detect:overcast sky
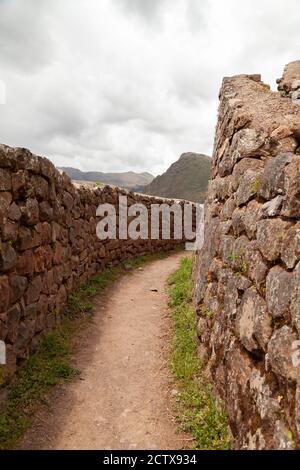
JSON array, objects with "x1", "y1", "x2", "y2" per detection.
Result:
[{"x1": 0, "y1": 0, "x2": 299, "y2": 175}]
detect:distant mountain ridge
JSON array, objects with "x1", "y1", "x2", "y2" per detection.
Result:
[
  {"x1": 60, "y1": 167, "x2": 154, "y2": 191},
  {"x1": 143, "y1": 153, "x2": 211, "y2": 203}
]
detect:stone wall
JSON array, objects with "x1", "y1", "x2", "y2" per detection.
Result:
[
  {"x1": 0, "y1": 144, "x2": 195, "y2": 380},
  {"x1": 277, "y1": 61, "x2": 300, "y2": 103},
  {"x1": 193, "y1": 63, "x2": 300, "y2": 449}
]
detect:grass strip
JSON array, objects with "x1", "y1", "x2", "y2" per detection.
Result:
[{"x1": 168, "y1": 256, "x2": 231, "y2": 450}]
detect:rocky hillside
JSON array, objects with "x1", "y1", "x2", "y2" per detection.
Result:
[
  {"x1": 143, "y1": 153, "x2": 211, "y2": 203},
  {"x1": 60, "y1": 167, "x2": 154, "y2": 192}
]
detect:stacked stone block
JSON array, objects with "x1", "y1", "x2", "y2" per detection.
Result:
[
  {"x1": 194, "y1": 64, "x2": 300, "y2": 449},
  {"x1": 0, "y1": 144, "x2": 195, "y2": 380}
]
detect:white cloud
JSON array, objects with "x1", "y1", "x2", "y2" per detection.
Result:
[{"x1": 0, "y1": 0, "x2": 299, "y2": 175}]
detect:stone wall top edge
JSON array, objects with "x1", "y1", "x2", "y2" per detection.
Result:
[{"x1": 0, "y1": 142, "x2": 197, "y2": 205}]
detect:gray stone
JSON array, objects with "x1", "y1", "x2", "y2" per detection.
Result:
[
  {"x1": 282, "y1": 156, "x2": 300, "y2": 218},
  {"x1": 39, "y1": 201, "x2": 54, "y2": 222},
  {"x1": 14, "y1": 320, "x2": 35, "y2": 359},
  {"x1": 268, "y1": 326, "x2": 300, "y2": 382},
  {"x1": 0, "y1": 169, "x2": 12, "y2": 191},
  {"x1": 282, "y1": 222, "x2": 300, "y2": 269},
  {"x1": 218, "y1": 149, "x2": 239, "y2": 177},
  {"x1": 223, "y1": 273, "x2": 239, "y2": 324},
  {"x1": 231, "y1": 128, "x2": 268, "y2": 158},
  {"x1": 197, "y1": 317, "x2": 210, "y2": 343},
  {"x1": 249, "y1": 369, "x2": 280, "y2": 421},
  {"x1": 220, "y1": 197, "x2": 236, "y2": 221},
  {"x1": 203, "y1": 281, "x2": 219, "y2": 315},
  {"x1": 0, "y1": 276, "x2": 10, "y2": 313},
  {"x1": 10, "y1": 275, "x2": 28, "y2": 304},
  {"x1": 291, "y1": 262, "x2": 300, "y2": 335},
  {"x1": 244, "y1": 200, "x2": 263, "y2": 238},
  {"x1": 20, "y1": 198, "x2": 39, "y2": 226},
  {"x1": 0, "y1": 244, "x2": 17, "y2": 272},
  {"x1": 262, "y1": 196, "x2": 284, "y2": 218},
  {"x1": 244, "y1": 241, "x2": 268, "y2": 290},
  {"x1": 236, "y1": 288, "x2": 272, "y2": 353},
  {"x1": 0, "y1": 192, "x2": 12, "y2": 220},
  {"x1": 292, "y1": 90, "x2": 300, "y2": 101},
  {"x1": 210, "y1": 176, "x2": 234, "y2": 201},
  {"x1": 6, "y1": 304, "x2": 21, "y2": 343},
  {"x1": 2, "y1": 220, "x2": 19, "y2": 243},
  {"x1": 232, "y1": 207, "x2": 246, "y2": 236},
  {"x1": 266, "y1": 266, "x2": 292, "y2": 318},
  {"x1": 256, "y1": 219, "x2": 291, "y2": 261},
  {"x1": 236, "y1": 170, "x2": 262, "y2": 206},
  {"x1": 24, "y1": 276, "x2": 42, "y2": 305},
  {"x1": 273, "y1": 421, "x2": 295, "y2": 450},
  {"x1": 259, "y1": 153, "x2": 293, "y2": 200},
  {"x1": 292, "y1": 79, "x2": 300, "y2": 90},
  {"x1": 232, "y1": 235, "x2": 249, "y2": 272},
  {"x1": 232, "y1": 158, "x2": 264, "y2": 191},
  {"x1": 219, "y1": 235, "x2": 235, "y2": 265}
]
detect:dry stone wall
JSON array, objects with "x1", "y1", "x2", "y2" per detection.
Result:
[
  {"x1": 277, "y1": 60, "x2": 300, "y2": 104},
  {"x1": 0, "y1": 144, "x2": 195, "y2": 380},
  {"x1": 193, "y1": 63, "x2": 300, "y2": 449}
]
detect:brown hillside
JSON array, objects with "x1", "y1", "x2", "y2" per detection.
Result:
[{"x1": 143, "y1": 153, "x2": 211, "y2": 203}]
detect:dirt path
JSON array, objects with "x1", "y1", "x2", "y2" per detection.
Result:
[{"x1": 21, "y1": 252, "x2": 189, "y2": 450}]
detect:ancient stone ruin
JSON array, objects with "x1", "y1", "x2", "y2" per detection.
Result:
[
  {"x1": 194, "y1": 62, "x2": 300, "y2": 449},
  {"x1": 0, "y1": 144, "x2": 195, "y2": 380}
]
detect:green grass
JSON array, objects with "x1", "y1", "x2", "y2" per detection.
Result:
[
  {"x1": 0, "y1": 250, "x2": 181, "y2": 450},
  {"x1": 0, "y1": 328, "x2": 79, "y2": 449},
  {"x1": 168, "y1": 257, "x2": 231, "y2": 450}
]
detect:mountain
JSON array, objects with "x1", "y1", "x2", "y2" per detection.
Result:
[
  {"x1": 59, "y1": 167, "x2": 154, "y2": 191},
  {"x1": 142, "y1": 153, "x2": 211, "y2": 203}
]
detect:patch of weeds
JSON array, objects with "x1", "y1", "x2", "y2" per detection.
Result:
[
  {"x1": 199, "y1": 305, "x2": 214, "y2": 320},
  {"x1": 168, "y1": 257, "x2": 193, "y2": 308},
  {"x1": 275, "y1": 231, "x2": 285, "y2": 241},
  {"x1": 238, "y1": 261, "x2": 249, "y2": 275},
  {"x1": 67, "y1": 292, "x2": 94, "y2": 316},
  {"x1": 0, "y1": 329, "x2": 79, "y2": 450},
  {"x1": 66, "y1": 267, "x2": 124, "y2": 316},
  {"x1": 251, "y1": 175, "x2": 261, "y2": 194},
  {"x1": 228, "y1": 252, "x2": 237, "y2": 263},
  {"x1": 168, "y1": 257, "x2": 231, "y2": 450},
  {"x1": 229, "y1": 250, "x2": 248, "y2": 275}
]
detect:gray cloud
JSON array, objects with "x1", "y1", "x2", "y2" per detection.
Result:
[
  {"x1": 0, "y1": 0, "x2": 299, "y2": 176},
  {"x1": 114, "y1": 0, "x2": 167, "y2": 20},
  {"x1": 0, "y1": 0, "x2": 53, "y2": 72}
]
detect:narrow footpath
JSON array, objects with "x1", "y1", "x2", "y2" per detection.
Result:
[{"x1": 21, "y1": 252, "x2": 189, "y2": 450}]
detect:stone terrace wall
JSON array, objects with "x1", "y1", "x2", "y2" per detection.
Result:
[
  {"x1": 193, "y1": 64, "x2": 300, "y2": 449},
  {"x1": 0, "y1": 144, "x2": 195, "y2": 380}
]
